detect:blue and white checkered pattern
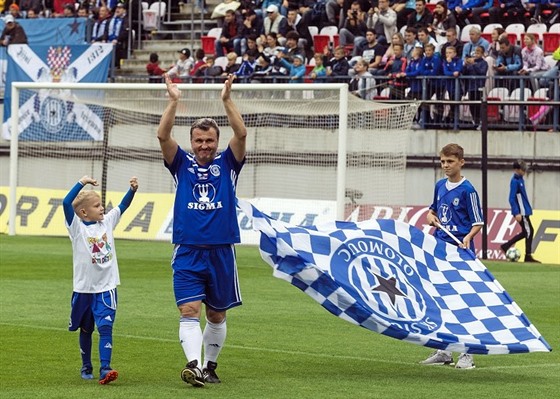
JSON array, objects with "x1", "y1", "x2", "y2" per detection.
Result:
[{"x1": 238, "y1": 200, "x2": 551, "y2": 355}]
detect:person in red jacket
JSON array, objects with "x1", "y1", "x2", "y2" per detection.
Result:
[{"x1": 146, "y1": 52, "x2": 166, "y2": 82}]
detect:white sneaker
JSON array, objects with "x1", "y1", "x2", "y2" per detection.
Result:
[
  {"x1": 420, "y1": 350, "x2": 454, "y2": 366},
  {"x1": 455, "y1": 353, "x2": 476, "y2": 369}
]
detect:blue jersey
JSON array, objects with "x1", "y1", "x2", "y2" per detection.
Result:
[
  {"x1": 430, "y1": 178, "x2": 484, "y2": 246},
  {"x1": 508, "y1": 173, "x2": 532, "y2": 217},
  {"x1": 165, "y1": 145, "x2": 244, "y2": 245}
]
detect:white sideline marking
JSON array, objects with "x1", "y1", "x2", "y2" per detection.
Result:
[{"x1": 1, "y1": 322, "x2": 557, "y2": 370}]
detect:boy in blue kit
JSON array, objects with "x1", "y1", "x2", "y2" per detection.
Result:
[
  {"x1": 158, "y1": 73, "x2": 247, "y2": 387},
  {"x1": 442, "y1": 46, "x2": 463, "y2": 125},
  {"x1": 63, "y1": 175, "x2": 138, "y2": 384},
  {"x1": 501, "y1": 160, "x2": 541, "y2": 263},
  {"x1": 420, "y1": 143, "x2": 484, "y2": 370}
]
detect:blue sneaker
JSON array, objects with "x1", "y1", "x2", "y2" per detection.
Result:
[
  {"x1": 99, "y1": 368, "x2": 118, "y2": 385},
  {"x1": 80, "y1": 365, "x2": 94, "y2": 380}
]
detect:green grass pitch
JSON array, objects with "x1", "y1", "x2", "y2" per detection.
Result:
[{"x1": 0, "y1": 236, "x2": 558, "y2": 399}]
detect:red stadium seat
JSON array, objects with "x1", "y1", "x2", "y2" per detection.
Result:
[
  {"x1": 304, "y1": 64, "x2": 315, "y2": 83},
  {"x1": 201, "y1": 36, "x2": 216, "y2": 55},
  {"x1": 543, "y1": 33, "x2": 560, "y2": 54},
  {"x1": 481, "y1": 33, "x2": 492, "y2": 43},
  {"x1": 507, "y1": 33, "x2": 518, "y2": 46},
  {"x1": 486, "y1": 97, "x2": 502, "y2": 122},
  {"x1": 313, "y1": 34, "x2": 330, "y2": 53},
  {"x1": 426, "y1": 3, "x2": 436, "y2": 13},
  {"x1": 333, "y1": 34, "x2": 340, "y2": 48},
  {"x1": 527, "y1": 97, "x2": 545, "y2": 121}
]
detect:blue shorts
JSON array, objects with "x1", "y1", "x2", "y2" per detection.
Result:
[
  {"x1": 68, "y1": 289, "x2": 117, "y2": 332},
  {"x1": 172, "y1": 244, "x2": 242, "y2": 311}
]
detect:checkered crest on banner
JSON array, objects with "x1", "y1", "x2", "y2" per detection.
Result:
[{"x1": 238, "y1": 200, "x2": 551, "y2": 355}]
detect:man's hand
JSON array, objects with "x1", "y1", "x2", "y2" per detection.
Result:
[
  {"x1": 164, "y1": 73, "x2": 181, "y2": 101},
  {"x1": 222, "y1": 74, "x2": 235, "y2": 101}
]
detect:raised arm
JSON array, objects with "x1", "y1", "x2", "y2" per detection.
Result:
[
  {"x1": 63, "y1": 176, "x2": 98, "y2": 225},
  {"x1": 222, "y1": 74, "x2": 247, "y2": 163},
  {"x1": 157, "y1": 74, "x2": 180, "y2": 165},
  {"x1": 118, "y1": 176, "x2": 139, "y2": 215}
]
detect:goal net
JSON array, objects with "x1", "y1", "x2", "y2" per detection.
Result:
[{"x1": 4, "y1": 82, "x2": 417, "y2": 238}]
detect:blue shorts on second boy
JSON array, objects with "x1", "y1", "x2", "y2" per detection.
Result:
[{"x1": 69, "y1": 289, "x2": 117, "y2": 332}]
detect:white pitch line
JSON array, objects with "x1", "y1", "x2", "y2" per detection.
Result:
[{"x1": 1, "y1": 322, "x2": 558, "y2": 370}]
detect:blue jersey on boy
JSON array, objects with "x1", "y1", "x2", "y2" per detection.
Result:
[
  {"x1": 430, "y1": 177, "x2": 484, "y2": 249},
  {"x1": 165, "y1": 145, "x2": 244, "y2": 245}
]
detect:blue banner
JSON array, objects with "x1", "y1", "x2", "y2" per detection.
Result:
[
  {"x1": 238, "y1": 199, "x2": 552, "y2": 355},
  {"x1": 2, "y1": 44, "x2": 113, "y2": 141},
  {"x1": 0, "y1": 18, "x2": 87, "y2": 46}
]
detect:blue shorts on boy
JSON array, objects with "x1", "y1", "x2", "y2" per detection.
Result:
[{"x1": 69, "y1": 289, "x2": 117, "y2": 332}]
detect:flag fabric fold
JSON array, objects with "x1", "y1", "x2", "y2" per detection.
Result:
[{"x1": 238, "y1": 199, "x2": 551, "y2": 355}]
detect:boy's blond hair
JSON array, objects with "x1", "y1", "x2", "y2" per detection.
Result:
[{"x1": 72, "y1": 190, "x2": 100, "y2": 216}]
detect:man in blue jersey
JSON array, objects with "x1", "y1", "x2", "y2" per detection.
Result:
[
  {"x1": 420, "y1": 143, "x2": 484, "y2": 370},
  {"x1": 157, "y1": 73, "x2": 247, "y2": 387},
  {"x1": 501, "y1": 160, "x2": 540, "y2": 263}
]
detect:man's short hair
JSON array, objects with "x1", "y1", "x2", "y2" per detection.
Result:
[
  {"x1": 498, "y1": 37, "x2": 510, "y2": 46},
  {"x1": 513, "y1": 160, "x2": 528, "y2": 171},
  {"x1": 286, "y1": 31, "x2": 300, "y2": 41},
  {"x1": 190, "y1": 118, "x2": 220, "y2": 139}
]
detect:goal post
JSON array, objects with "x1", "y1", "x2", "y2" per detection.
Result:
[{"x1": 6, "y1": 82, "x2": 417, "y2": 237}]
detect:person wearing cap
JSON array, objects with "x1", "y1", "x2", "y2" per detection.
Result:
[
  {"x1": 276, "y1": 50, "x2": 305, "y2": 83},
  {"x1": 107, "y1": 2, "x2": 129, "y2": 68},
  {"x1": 8, "y1": 3, "x2": 22, "y2": 19},
  {"x1": 1, "y1": 15, "x2": 28, "y2": 46},
  {"x1": 260, "y1": 4, "x2": 288, "y2": 47},
  {"x1": 501, "y1": 161, "x2": 541, "y2": 263},
  {"x1": 168, "y1": 48, "x2": 195, "y2": 82}
]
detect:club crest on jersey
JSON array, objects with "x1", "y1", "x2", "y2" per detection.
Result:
[
  {"x1": 188, "y1": 183, "x2": 223, "y2": 210},
  {"x1": 330, "y1": 237, "x2": 440, "y2": 334},
  {"x1": 439, "y1": 204, "x2": 451, "y2": 223},
  {"x1": 209, "y1": 164, "x2": 221, "y2": 177},
  {"x1": 453, "y1": 197, "x2": 460, "y2": 206}
]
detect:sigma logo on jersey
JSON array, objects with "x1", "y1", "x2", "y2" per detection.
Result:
[
  {"x1": 188, "y1": 183, "x2": 223, "y2": 210},
  {"x1": 330, "y1": 237, "x2": 441, "y2": 334}
]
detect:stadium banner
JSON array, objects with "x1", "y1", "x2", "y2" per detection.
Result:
[
  {"x1": 1, "y1": 188, "x2": 558, "y2": 264},
  {"x1": 2, "y1": 43, "x2": 113, "y2": 140},
  {"x1": 237, "y1": 199, "x2": 551, "y2": 354},
  {"x1": 0, "y1": 18, "x2": 87, "y2": 93}
]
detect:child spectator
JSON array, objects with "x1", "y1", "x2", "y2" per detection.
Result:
[
  {"x1": 190, "y1": 48, "x2": 208, "y2": 78},
  {"x1": 349, "y1": 58, "x2": 376, "y2": 100},
  {"x1": 168, "y1": 48, "x2": 194, "y2": 83},
  {"x1": 420, "y1": 42, "x2": 444, "y2": 124},
  {"x1": 221, "y1": 52, "x2": 240, "y2": 77},
  {"x1": 325, "y1": 46, "x2": 350, "y2": 82},
  {"x1": 462, "y1": 45, "x2": 488, "y2": 128},
  {"x1": 402, "y1": 46, "x2": 424, "y2": 127},
  {"x1": 63, "y1": 175, "x2": 138, "y2": 384},
  {"x1": 250, "y1": 54, "x2": 274, "y2": 83},
  {"x1": 194, "y1": 54, "x2": 224, "y2": 82},
  {"x1": 146, "y1": 52, "x2": 166, "y2": 82},
  {"x1": 309, "y1": 53, "x2": 327, "y2": 82},
  {"x1": 277, "y1": 53, "x2": 306, "y2": 83},
  {"x1": 519, "y1": 33, "x2": 549, "y2": 92},
  {"x1": 442, "y1": 46, "x2": 463, "y2": 123},
  {"x1": 384, "y1": 42, "x2": 407, "y2": 99}
]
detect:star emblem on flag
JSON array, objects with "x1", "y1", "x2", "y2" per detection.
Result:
[
  {"x1": 68, "y1": 18, "x2": 80, "y2": 34},
  {"x1": 371, "y1": 272, "x2": 405, "y2": 305}
]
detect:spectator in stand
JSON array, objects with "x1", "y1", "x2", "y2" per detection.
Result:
[
  {"x1": 349, "y1": 58, "x2": 376, "y2": 100},
  {"x1": 442, "y1": 45, "x2": 463, "y2": 122},
  {"x1": 190, "y1": 48, "x2": 207, "y2": 77},
  {"x1": 453, "y1": 0, "x2": 484, "y2": 29},
  {"x1": 519, "y1": 33, "x2": 549, "y2": 91},
  {"x1": 8, "y1": 3, "x2": 22, "y2": 19},
  {"x1": 309, "y1": 53, "x2": 327, "y2": 82},
  {"x1": 193, "y1": 54, "x2": 224, "y2": 82},
  {"x1": 488, "y1": 0, "x2": 525, "y2": 25},
  {"x1": 417, "y1": 27, "x2": 440, "y2": 53},
  {"x1": 250, "y1": 53, "x2": 274, "y2": 83},
  {"x1": 286, "y1": 7, "x2": 313, "y2": 60},
  {"x1": 462, "y1": 45, "x2": 488, "y2": 128},
  {"x1": 366, "y1": 0, "x2": 397, "y2": 45},
  {"x1": 222, "y1": 52, "x2": 241, "y2": 77},
  {"x1": 91, "y1": 6, "x2": 111, "y2": 43},
  {"x1": 538, "y1": 46, "x2": 559, "y2": 94},
  {"x1": 428, "y1": 1, "x2": 456, "y2": 40},
  {"x1": 1, "y1": 15, "x2": 27, "y2": 45},
  {"x1": 240, "y1": 9, "x2": 263, "y2": 55},
  {"x1": 27, "y1": 8, "x2": 40, "y2": 18},
  {"x1": 402, "y1": 46, "x2": 424, "y2": 127},
  {"x1": 146, "y1": 52, "x2": 166, "y2": 82},
  {"x1": 61, "y1": 3, "x2": 76, "y2": 17},
  {"x1": 338, "y1": 1, "x2": 367, "y2": 54},
  {"x1": 235, "y1": 50, "x2": 258, "y2": 81},
  {"x1": 393, "y1": 0, "x2": 417, "y2": 30},
  {"x1": 354, "y1": 29, "x2": 386, "y2": 74},
  {"x1": 168, "y1": 48, "x2": 195, "y2": 82},
  {"x1": 259, "y1": 32, "x2": 285, "y2": 58},
  {"x1": 484, "y1": 27, "x2": 505, "y2": 91},
  {"x1": 277, "y1": 52, "x2": 306, "y2": 82},
  {"x1": 326, "y1": 0, "x2": 344, "y2": 29},
  {"x1": 379, "y1": 32, "x2": 405, "y2": 74},
  {"x1": 19, "y1": 0, "x2": 43, "y2": 17},
  {"x1": 107, "y1": 2, "x2": 129, "y2": 69},
  {"x1": 261, "y1": 0, "x2": 283, "y2": 17},
  {"x1": 406, "y1": 0, "x2": 433, "y2": 31},
  {"x1": 419, "y1": 42, "x2": 444, "y2": 123},
  {"x1": 463, "y1": 0, "x2": 493, "y2": 26},
  {"x1": 403, "y1": 27, "x2": 419, "y2": 60},
  {"x1": 462, "y1": 26, "x2": 489, "y2": 60},
  {"x1": 216, "y1": 9, "x2": 244, "y2": 57},
  {"x1": 260, "y1": 5, "x2": 289, "y2": 46},
  {"x1": 441, "y1": 27, "x2": 462, "y2": 58},
  {"x1": 494, "y1": 37, "x2": 522, "y2": 89},
  {"x1": 384, "y1": 42, "x2": 407, "y2": 99},
  {"x1": 325, "y1": 45, "x2": 351, "y2": 81},
  {"x1": 283, "y1": 30, "x2": 306, "y2": 63}
]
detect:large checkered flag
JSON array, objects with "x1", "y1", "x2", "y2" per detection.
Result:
[{"x1": 238, "y1": 200, "x2": 551, "y2": 355}]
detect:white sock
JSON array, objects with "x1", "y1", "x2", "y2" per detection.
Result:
[
  {"x1": 202, "y1": 319, "x2": 227, "y2": 369},
  {"x1": 179, "y1": 317, "x2": 203, "y2": 367}
]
